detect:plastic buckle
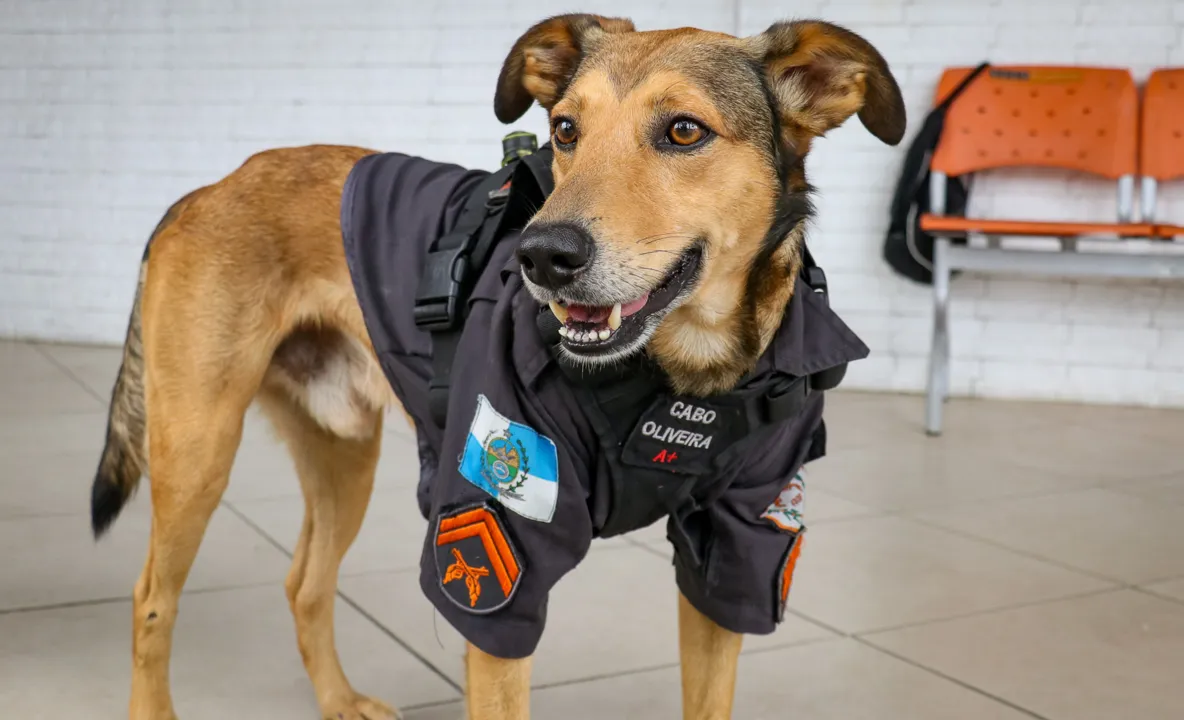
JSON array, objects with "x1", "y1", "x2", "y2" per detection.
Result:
[
  {"x1": 806, "y1": 265, "x2": 828, "y2": 295},
  {"x1": 413, "y1": 243, "x2": 469, "y2": 331},
  {"x1": 486, "y1": 179, "x2": 512, "y2": 209}
]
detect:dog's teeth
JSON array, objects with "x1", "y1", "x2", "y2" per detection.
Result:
[
  {"x1": 598, "y1": 329, "x2": 610, "y2": 341},
  {"x1": 549, "y1": 301, "x2": 569, "y2": 324},
  {"x1": 607, "y1": 304, "x2": 622, "y2": 330},
  {"x1": 558, "y1": 326, "x2": 569, "y2": 338}
]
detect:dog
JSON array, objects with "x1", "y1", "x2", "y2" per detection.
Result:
[{"x1": 90, "y1": 14, "x2": 904, "y2": 720}]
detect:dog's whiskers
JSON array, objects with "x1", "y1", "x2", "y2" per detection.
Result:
[{"x1": 636, "y1": 232, "x2": 698, "y2": 246}]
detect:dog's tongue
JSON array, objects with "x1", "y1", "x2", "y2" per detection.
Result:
[
  {"x1": 566, "y1": 293, "x2": 650, "y2": 324},
  {"x1": 566, "y1": 304, "x2": 611, "y2": 323},
  {"x1": 620, "y1": 294, "x2": 649, "y2": 317}
]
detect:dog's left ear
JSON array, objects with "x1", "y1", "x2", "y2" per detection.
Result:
[
  {"x1": 749, "y1": 20, "x2": 906, "y2": 146},
  {"x1": 494, "y1": 13, "x2": 635, "y2": 123}
]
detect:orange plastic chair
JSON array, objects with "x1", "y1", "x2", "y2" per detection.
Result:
[
  {"x1": 1140, "y1": 68, "x2": 1184, "y2": 238},
  {"x1": 920, "y1": 66, "x2": 1152, "y2": 238},
  {"x1": 920, "y1": 66, "x2": 1165, "y2": 438}
]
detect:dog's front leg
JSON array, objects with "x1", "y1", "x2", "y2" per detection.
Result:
[
  {"x1": 465, "y1": 643, "x2": 532, "y2": 719},
  {"x1": 678, "y1": 592, "x2": 743, "y2": 720}
]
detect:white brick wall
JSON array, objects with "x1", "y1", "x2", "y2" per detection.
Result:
[{"x1": 2, "y1": 0, "x2": 1183, "y2": 407}]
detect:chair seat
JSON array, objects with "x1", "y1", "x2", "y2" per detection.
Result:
[{"x1": 920, "y1": 215, "x2": 1154, "y2": 238}]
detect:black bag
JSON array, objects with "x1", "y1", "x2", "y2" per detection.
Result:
[{"x1": 882, "y1": 62, "x2": 989, "y2": 285}]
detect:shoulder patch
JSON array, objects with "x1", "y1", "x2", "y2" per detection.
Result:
[
  {"x1": 762, "y1": 471, "x2": 806, "y2": 533},
  {"x1": 435, "y1": 503, "x2": 523, "y2": 614},
  {"x1": 459, "y1": 394, "x2": 559, "y2": 523},
  {"x1": 775, "y1": 530, "x2": 806, "y2": 623}
]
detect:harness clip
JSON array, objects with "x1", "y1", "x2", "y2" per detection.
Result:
[
  {"x1": 413, "y1": 242, "x2": 470, "y2": 331},
  {"x1": 806, "y1": 266, "x2": 828, "y2": 295}
]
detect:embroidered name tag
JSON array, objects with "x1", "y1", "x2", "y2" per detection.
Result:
[
  {"x1": 459, "y1": 394, "x2": 559, "y2": 523},
  {"x1": 620, "y1": 396, "x2": 745, "y2": 475}
]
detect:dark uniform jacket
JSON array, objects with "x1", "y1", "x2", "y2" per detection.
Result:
[{"x1": 341, "y1": 151, "x2": 869, "y2": 660}]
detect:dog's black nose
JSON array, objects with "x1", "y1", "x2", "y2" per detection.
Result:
[{"x1": 516, "y1": 223, "x2": 593, "y2": 289}]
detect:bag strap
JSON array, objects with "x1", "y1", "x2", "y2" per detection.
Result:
[
  {"x1": 894, "y1": 61, "x2": 991, "y2": 220},
  {"x1": 936, "y1": 62, "x2": 991, "y2": 113}
]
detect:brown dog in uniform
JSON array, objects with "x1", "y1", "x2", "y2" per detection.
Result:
[{"x1": 90, "y1": 14, "x2": 904, "y2": 720}]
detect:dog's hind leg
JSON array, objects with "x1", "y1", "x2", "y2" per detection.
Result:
[
  {"x1": 257, "y1": 329, "x2": 396, "y2": 720},
  {"x1": 678, "y1": 592, "x2": 742, "y2": 720},
  {"x1": 129, "y1": 338, "x2": 266, "y2": 720}
]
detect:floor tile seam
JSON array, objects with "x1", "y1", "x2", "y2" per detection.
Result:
[
  {"x1": 882, "y1": 484, "x2": 1112, "y2": 514},
  {"x1": 852, "y1": 636, "x2": 1051, "y2": 719},
  {"x1": 0, "y1": 408, "x2": 113, "y2": 421},
  {"x1": 0, "y1": 577, "x2": 284, "y2": 616},
  {"x1": 30, "y1": 343, "x2": 110, "y2": 404},
  {"x1": 848, "y1": 586, "x2": 1125, "y2": 638},
  {"x1": 0, "y1": 508, "x2": 100, "y2": 522},
  {"x1": 800, "y1": 480, "x2": 1097, "y2": 515},
  {"x1": 902, "y1": 514, "x2": 1128, "y2": 585},
  {"x1": 220, "y1": 499, "x2": 464, "y2": 695},
  {"x1": 1129, "y1": 585, "x2": 1184, "y2": 608}
]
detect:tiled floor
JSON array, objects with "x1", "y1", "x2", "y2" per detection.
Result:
[{"x1": 2, "y1": 338, "x2": 1184, "y2": 719}]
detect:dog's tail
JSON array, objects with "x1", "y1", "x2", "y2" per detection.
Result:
[
  {"x1": 90, "y1": 257, "x2": 149, "y2": 538},
  {"x1": 91, "y1": 192, "x2": 196, "y2": 538}
]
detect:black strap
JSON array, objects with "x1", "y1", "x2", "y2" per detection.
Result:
[
  {"x1": 414, "y1": 166, "x2": 515, "y2": 332},
  {"x1": 800, "y1": 243, "x2": 827, "y2": 297},
  {"x1": 415, "y1": 142, "x2": 555, "y2": 427},
  {"x1": 517, "y1": 149, "x2": 555, "y2": 197},
  {"x1": 416, "y1": 165, "x2": 517, "y2": 427},
  {"x1": 937, "y1": 62, "x2": 990, "y2": 112}
]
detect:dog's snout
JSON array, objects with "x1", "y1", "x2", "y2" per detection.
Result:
[{"x1": 516, "y1": 223, "x2": 593, "y2": 289}]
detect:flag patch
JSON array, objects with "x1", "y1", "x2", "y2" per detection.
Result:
[
  {"x1": 762, "y1": 471, "x2": 806, "y2": 533},
  {"x1": 434, "y1": 503, "x2": 522, "y2": 614},
  {"x1": 459, "y1": 394, "x2": 559, "y2": 523}
]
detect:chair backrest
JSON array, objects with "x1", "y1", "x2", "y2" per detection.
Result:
[
  {"x1": 930, "y1": 66, "x2": 1139, "y2": 181},
  {"x1": 1141, "y1": 68, "x2": 1184, "y2": 182}
]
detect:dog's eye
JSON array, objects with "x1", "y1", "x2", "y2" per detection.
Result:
[
  {"x1": 553, "y1": 118, "x2": 578, "y2": 147},
  {"x1": 666, "y1": 118, "x2": 707, "y2": 147}
]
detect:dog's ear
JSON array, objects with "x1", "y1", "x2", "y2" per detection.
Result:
[
  {"x1": 494, "y1": 14, "x2": 635, "y2": 123},
  {"x1": 749, "y1": 20, "x2": 906, "y2": 146}
]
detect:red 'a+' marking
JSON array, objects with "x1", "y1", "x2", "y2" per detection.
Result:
[{"x1": 652, "y1": 449, "x2": 678, "y2": 463}]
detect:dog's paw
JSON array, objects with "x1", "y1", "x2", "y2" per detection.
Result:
[{"x1": 322, "y1": 694, "x2": 400, "y2": 720}]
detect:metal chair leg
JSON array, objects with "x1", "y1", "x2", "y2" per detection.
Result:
[{"x1": 925, "y1": 238, "x2": 952, "y2": 436}]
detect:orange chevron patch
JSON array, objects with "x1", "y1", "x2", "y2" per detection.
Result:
[
  {"x1": 776, "y1": 530, "x2": 805, "y2": 622},
  {"x1": 435, "y1": 503, "x2": 522, "y2": 613}
]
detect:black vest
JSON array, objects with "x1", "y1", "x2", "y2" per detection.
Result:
[{"x1": 341, "y1": 142, "x2": 869, "y2": 544}]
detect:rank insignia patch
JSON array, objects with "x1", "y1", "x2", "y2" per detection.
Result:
[
  {"x1": 775, "y1": 530, "x2": 805, "y2": 623},
  {"x1": 434, "y1": 503, "x2": 522, "y2": 614}
]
